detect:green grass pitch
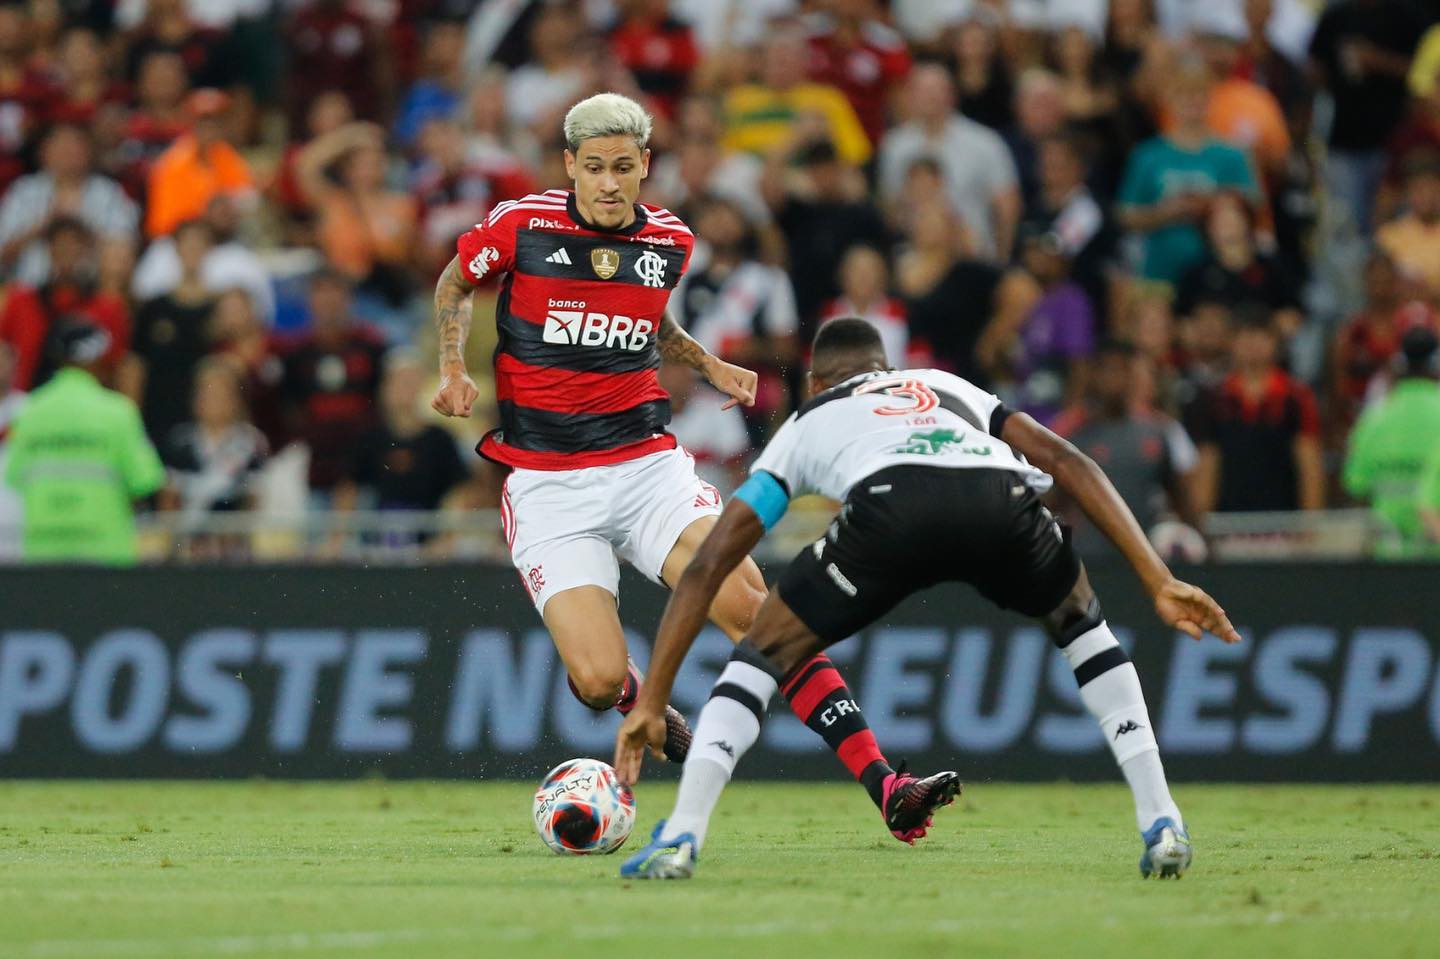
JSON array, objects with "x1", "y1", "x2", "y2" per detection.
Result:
[{"x1": 1, "y1": 781, "x2": 1437, "y2": 958}]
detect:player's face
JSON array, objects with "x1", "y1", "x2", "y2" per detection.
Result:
[{"x1": 566, "y1": 137, "x2": 650, "y2": 230}]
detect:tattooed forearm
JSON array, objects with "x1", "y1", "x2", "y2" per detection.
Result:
[
  {"x1": 657, "y1": 310, "x2": 710, "y2": 370},
  {"x1": 435, "y1": 256, "x2": 474, "y2": 370}
]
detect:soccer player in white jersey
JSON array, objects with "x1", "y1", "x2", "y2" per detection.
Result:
[
  {"x1": 431, "y1": 95, "x2": 958, "y2": 844},
  {"x1": 616, "y1": 318, "x2": 1242, "y2": 880}
]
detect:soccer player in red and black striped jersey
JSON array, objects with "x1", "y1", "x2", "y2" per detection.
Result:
[{"x1": 430, "y1": 93, "x2": 956, "y2": 843}]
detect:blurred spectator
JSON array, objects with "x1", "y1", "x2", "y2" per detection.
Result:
[
  {"x1": 1195, "y1": 26, "x2": 1290, "y2": 182},
  {"x1": 211, "y1": 287, "x2": 285, "y2": 449},
  {"x1": 608, "y1": 0, "x2": 697, "y2": 120},
  {"x1": 332, "y1": 350, "x2": 468, "y2": 529},
  {"x1": 896, "y1": 202, "x2": 1001, "y2": 380},
  {"x1": 394, "y1": 18, "x2": 466, "y2": 148},
  {"x1": 1329, "y1": 251, "x2": 1433, "y2": 435},
  {"x1": 769, "y1": 138, "x2": 887, "y2": 332},
  {"x1": 1343, "y1": 326, "x2": 1440, "y2": 556},
  {"x1": 47, "y1": 26, "x2": 128, "y2": 127},
  {"x1": 1052, "y1": 339, "x2": 1200, "y2": 557},
  {"x1": 115, "y1": 50, "x2": 190, "y2": 197},
  {"x1": 947, "y1": 12, "x2": 1012, "y2": 131},
  {"x1": 878, "y1": 62, "x2": 1019, "y2": 261},
  {"x1": 122, "y1": 218, "x2": 216, "y2": 444},
  {"x1": 0, "y1": 216, "x2": 128, "y2": 391},
  {"x1": 273, "y1": 90, "x2": 355, "y2": 228},
  {"x1": 279, "y1": 271, "x2": 385, "y2": 499},
  {"x1": 1005, "y1": 68, "x2": 1067, "y2": 211},
  {"x1": 1116, "y1": 55, "x2": 1258, "y2": 285},
  {"x1": 669, "y1": 0, "x2": 797, "y2": 55},
  {"x1": 0, "y1": 122, "x2": 139, "y2": 286},
  {"x1": 818, "y1": 245, "x2": 911, "y2": 367},
  {"x1": 1376, "y1": 153, "x2": 1440, "y2": 299},
  {"x1": 1175, "y1": 190, "x2": 1301, "y2": 332},
  {"x1": 463, "y1": 65, "x2": 540, "y2": 174},
  {"x1": 648, "y1": 129, "x2": 767, "y2": 225},
  {"x1": 287, "y1": 0, "x2": 390, "y2": 136},
  {"x1": 504, "y1": 2, "x2": 587, "y2": 134},
  {"x1": 1238, "y1": 0, "x2": 1311, "y2": 138},
  {"x1": 1307, "y1": 0, "x2": 1423, "y2": 236},
  {"x1": 2, "y1": 321, "x2": 164, "y2": 565},
  {"x1": 1052, "y1": 24, "x2": 1120, "y2": 143},
  {"x1": 0, "y1": 3, "x2": 55, "y2": 193},
  {"x1": 659, "y1": 361, "x2": 749, "y2": 494},
  {"x1": 672, "y1": 195, "x2": 799, "y2": 437},
  {"x1": 159, "y1": 356, "x2": 267, "y2": 547},
  {"x1": 1020, "y1": 131, "x2": 1117, "y2": 318},
  {"x1": 132, "y1": 193, "x2": 275, "y2": 324},
  {"x1": 0, "y1": 341, "x2": 26, "y2": 557},
  {"x1": 805, "y1": 0, "x2": 912, "y2": 146},
  {"x1": 722, "y1": 28, "x2": 871, "y2": 167},
  {"x1": 145, "y1": 89, "x2": 256, "y2": 238},
  {"x1": 297, "y1": 121, "x2": 419, "y2": 306},
  {"x1": 1191, "y1": 310, "x2": 1324, "y2": 513},
  {"x1": 1175, "y1": 294, "x2": 1235, "y2": 415},
  {"x1": 123, "y1": 0, "x2": 230, "y2": 89},
  {"x1": 976, "y1": 226, "x2": 1096, "y2": 422},
  {"x1": 411, "y1": 117, "x2": 533, "y2": 277}
]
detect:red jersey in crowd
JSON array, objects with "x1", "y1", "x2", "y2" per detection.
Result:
[
  {"x1": 806, "y1": 18, "x2": 912, "y2": 146},
  {"x1": 1190, "y1": 368, "x2": 1320, "y2": 512},
  {"x1": 0, "y1": 67, "x2": 56, "y2": 192},
  {"x1": 278, "y1": 325, "x2": 387, "y2": 491},
  {"x1": 456, "y1": 188, "x2": 694, "y2": 471},
  {"x1": 608, "y1": 15, "x2": 698, "y2": 119},
  {"x1": 0, "y1": 284, "x2": 129, "y2": 390}
]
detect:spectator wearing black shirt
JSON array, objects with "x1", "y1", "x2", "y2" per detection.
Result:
[
  {"x1": 1308, "y1": 0, "x2": 1425, "y2": 235},
  {"x1": 769, "y1": 139, "x2": 888, "y2": 336},
  {"x1": 333, "y1": 350, "x2": 468, "y2": 540},
  {"x1": 280, "y1": 269, "x2": 386, "y2": 499},
  {"x1": 1019, "y1": 131, "x2": 1118, "y2": 319},
  {"x1": 1175, "y1": 190, "x2": 1301, "y2": 332},
  {"x1": 1192, "y1": 310, "x2": 1325, "y2": 513},
  {"x1": 122, "y1": 218, "x2": 216, "y2": 444}
]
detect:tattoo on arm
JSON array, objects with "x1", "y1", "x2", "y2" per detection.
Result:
[
  {"x1": 435, "y1": 256, "x2": 474, "y2": 370},
  {"x1": 657, "y1": 310, "x2": 710, "y2": 371}
]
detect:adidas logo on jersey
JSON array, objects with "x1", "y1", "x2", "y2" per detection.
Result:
[
  {"x1": 544, "y1": 248, "x2": 572, "y2": 265},
  {"x1": 543, "y1": 310, "x2": 654, "y2": 351}
]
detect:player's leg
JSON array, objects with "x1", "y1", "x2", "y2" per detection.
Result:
[
  {"x1": 660, "y1": 514, "x2": 902, "y2": 819},
  {"x1": 1037, "y1": 567, "x2": 1190, "y2": 878},
  {"x1": 504, "y1": 468, "x2": 693, "y2": 759},
  {"x1": 980, "y1": 479, "x2": 1189, "y2": 877}
]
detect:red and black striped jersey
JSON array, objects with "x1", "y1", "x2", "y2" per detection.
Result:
[{"x1": 456, "y1": 189, "x2": 694, "y2": 470}]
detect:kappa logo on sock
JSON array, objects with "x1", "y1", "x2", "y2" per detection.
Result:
[
  {"x1": 708, "y1": 740, "x2": 735, "y2": 758},
  {"x1": 1114, "y1": 720, "x2": 1144, "y2": 738}
]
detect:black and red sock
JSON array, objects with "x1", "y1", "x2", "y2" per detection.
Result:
[{"x1": 782, "y1": 654, "x2": 893, "y2": 808}]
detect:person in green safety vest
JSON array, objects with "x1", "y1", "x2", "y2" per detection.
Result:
[
  {"x1": 1343, "y1": 326, "x2": 1440, "y2": 558},
  {"x1": 2, "y1": 321, "x2": 165, "y2": 564}
]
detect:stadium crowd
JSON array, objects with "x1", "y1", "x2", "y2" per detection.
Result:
[{"x1": 4, "y1": 0, "x2": 1440, "y2": 562}]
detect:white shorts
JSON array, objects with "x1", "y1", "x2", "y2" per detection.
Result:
[{"x1": 500, "y1": 446, "x2": 723, "y2": 614}]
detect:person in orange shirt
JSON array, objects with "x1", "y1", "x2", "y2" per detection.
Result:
[{"x1": 145, "y1": 89, "x2": 255, "y2": 238}]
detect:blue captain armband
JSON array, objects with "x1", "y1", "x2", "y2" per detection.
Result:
[{"x1": 733, "y1": 471, "x2": 791, "y2": 531}]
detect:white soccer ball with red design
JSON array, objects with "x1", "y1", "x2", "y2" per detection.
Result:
[{"x1": 532, "y1": 758, "x2": 636, "y2": 855}]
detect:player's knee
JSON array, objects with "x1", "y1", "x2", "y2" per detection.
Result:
[
  {"x1": 568, "y1": 665, "x2": 627, "y2": 710},
  {"x1": 1044, "y1": 591, "x2": 1105, "y2": 648}
]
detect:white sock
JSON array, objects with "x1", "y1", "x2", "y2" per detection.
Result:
[
  {"x1": 661, "y1": 659, "x2": 778, "y2": 851},
  {"x1": 1061, "y1": 620, "x2": 1182, "y2": 833}
]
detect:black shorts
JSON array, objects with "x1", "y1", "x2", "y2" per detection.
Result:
[{"x1": 776, "y1": 465, "x2": 1081, "y2": 644}]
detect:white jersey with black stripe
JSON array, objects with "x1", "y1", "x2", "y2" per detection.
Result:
[{"x1": 751, "y1": 368, "x2": 1053, "y2": 501}]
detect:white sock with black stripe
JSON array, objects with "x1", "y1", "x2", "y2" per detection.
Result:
[
  {"x1": 1061, "y1": 620, "x2": 1182, "y2": 833},
  {"x1": 661, "y1": 656, "x2": 778, "y2": 851}
]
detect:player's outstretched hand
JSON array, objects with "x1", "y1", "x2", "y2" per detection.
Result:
[
  {"x1": 702, "y1": 356, "x2": 758, "y2": 411},
  {"x1": 1153, "y1": 578, "x2": 1241, "y2": 644},
  {"x1": 431, "y1": 370, "x2": 479, "y2": 418},
  {"x1": 614, "y1": 706, "x2": 668, "y2": 785}
]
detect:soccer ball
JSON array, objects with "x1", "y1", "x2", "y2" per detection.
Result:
[{"x1": 532, "y1": 758, "x2": 636, "y2": 855}]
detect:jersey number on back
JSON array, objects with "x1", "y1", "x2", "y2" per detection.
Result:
[{"x1": 854, "y1": 377, "x2": 939, "y2": 416}]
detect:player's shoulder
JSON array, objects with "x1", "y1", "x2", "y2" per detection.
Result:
[
  {"x1": 637, "y1": 202, "x2": 694, "y2": 244},
  {"x1": 483, "y1": 189, "x2": 571, "y2": 229}
]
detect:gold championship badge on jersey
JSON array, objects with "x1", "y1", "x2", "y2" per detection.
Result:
[{"x1": 591, "y1": 247, "x2": 620, "y2": 279}]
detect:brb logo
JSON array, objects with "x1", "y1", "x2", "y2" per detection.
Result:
[
  {"x1": 469, "y1": 246, "x2": 500, "y2": 279},
  {"x1": 543, "y1": 299, "x2": 654, "y2": 351},
  {"x1": 634, "y1": 250, "x2": 667, "y2": 288}
]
